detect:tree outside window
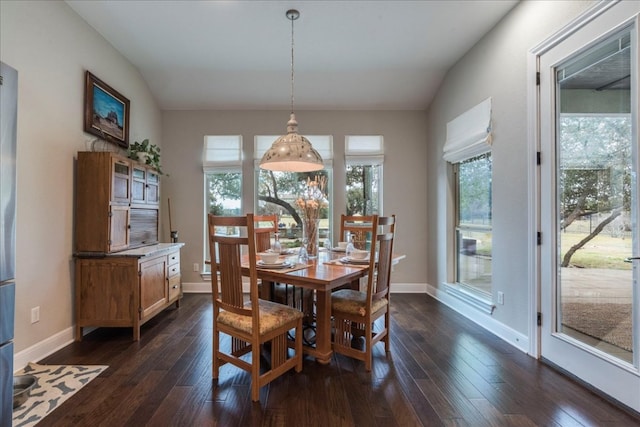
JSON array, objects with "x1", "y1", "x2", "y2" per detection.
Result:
[{"x1": 456, "y1": 152, "x2": 492, "y2": 296}]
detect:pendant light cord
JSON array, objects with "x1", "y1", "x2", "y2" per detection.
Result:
[{"x1": 290, "y1": 11, "x2": 295, "y2": 115}]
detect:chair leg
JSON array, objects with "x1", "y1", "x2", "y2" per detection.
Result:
[
  {"x1": 212, "y1": 327, "x2": 220, "y2": 379},
  {"x1": 251, "y1": 338, "x2": 261, "y2": 402},
  {"x1": 365, "y1": 321, "x2": 373, "y2": 372},
  {"x1": 384, "y1": 311, "x2": 391, "y2": 353},
  {"x1": 295, "y1": 318, "x2": 303, "y2": 373}
]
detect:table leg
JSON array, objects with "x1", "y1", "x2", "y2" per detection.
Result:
[
  {"x1": 260, "y1": 279, "x2": 273, "y2": 300},
  {"x1": 314, "y1": 289, "x2": 332, "y2": 364}
]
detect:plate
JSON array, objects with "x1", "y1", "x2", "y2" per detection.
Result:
[
  {"x1": 257, "y1": 260, "x2": 292, "y2": 269},
  {"x1": 340, "y1": 256, "x2": 370, "y2": 265},
  {"x1": 331, "y1": 247, "x2": 347, "y2": 252}
]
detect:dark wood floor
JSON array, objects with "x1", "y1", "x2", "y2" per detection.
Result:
[{"x1": 34, "y1": 293, "x2": 640, "y2": 427}]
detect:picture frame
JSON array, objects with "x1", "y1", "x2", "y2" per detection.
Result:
[{"x1": 84, "y1": 71, "x2": 130, "y2": 148}]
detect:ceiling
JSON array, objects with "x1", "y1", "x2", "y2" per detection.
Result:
[{"x1": 65, "y1": 0, "x2": 519, "y2": 111}]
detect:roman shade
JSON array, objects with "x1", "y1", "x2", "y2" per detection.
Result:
[
  {"x1": 203, "y1": 135, "x2": 242, "y2": 172},
  {"x1": 443, "y1": 97, "x2": 492, "y2": 163},
  {"x1": 345, "y1": 135, "x2": 384, "y2": 165}
]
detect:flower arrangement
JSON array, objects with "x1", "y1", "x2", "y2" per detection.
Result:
[{"x1": 295, "y1": 175, "x2": 328, "y2": 258}]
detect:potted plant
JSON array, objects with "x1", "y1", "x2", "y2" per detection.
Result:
[{"x1": 127, "y1": 139, "x2": 165, "y2": 175}]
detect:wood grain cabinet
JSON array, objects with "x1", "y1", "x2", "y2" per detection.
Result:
[
  {"x1": 74, "y1": 151, "x2": 183, "y2": 341},
  {"x1": 75, "y1": 152, "x2": 158, "y2": 254},
  {"x1": 75, "y1": 244, "x2": 184, "y2": 341},
  {"x1": 131, "y1": 164, "x2": 159, "y2": 206}
]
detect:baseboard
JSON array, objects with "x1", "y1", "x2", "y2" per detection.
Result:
[
  {"x1": 427, "y1": 283, "x2": 530, "y2": 353},
  {"x1": 183, "y1": 281, "x2": 427, "y2": 294},
  {"x1": 13, "y1": 327, "x2": 75, "y2": 373}
]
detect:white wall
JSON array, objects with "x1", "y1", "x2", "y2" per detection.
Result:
[
  {"x1": 425, "y1": 0, "x2": 596, "y2": 338},
  {"x1": 161, "y1": 110, "x2": 428, "y2": 287},
  {"x1": 0, "y1": 1, "x2": 162, "y2": 363}
]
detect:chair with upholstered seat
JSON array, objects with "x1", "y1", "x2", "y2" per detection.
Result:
[
  {"x1": 340, "y1": 214, "x2": 375, "y2": 250},
  {"x1": 208, "y1": 213, "x2": 303, "y2": 402},
  {"x1": 331, "y1": 215, "x2": 396, "y2": 371}
]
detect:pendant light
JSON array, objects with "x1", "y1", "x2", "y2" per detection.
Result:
[{"x1": 259, "y1": 9, "x2": 324, "y2": 172}]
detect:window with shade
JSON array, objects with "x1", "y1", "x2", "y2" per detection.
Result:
[
  {"x1": 203, "y1": 135, "x2": 243, "y2": 272},
  {"x1": 345, "y1": 135, "x2": 383, "y2": 216},
  {"x1": 443, "y1": 98, "x2": 494, "y2": 310},
  {"x1": 255, "y1": 135, "x2": 333, "y2": 242}
]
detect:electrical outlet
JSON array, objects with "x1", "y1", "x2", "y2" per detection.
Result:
[
  {"x1": 31, "y1": 306, "x2": 40, "y2": 324},
  {"x1": 497, "y1": 291, "x2": 504, "y2": 305},
  {"x1": 193, "y1": 263, "x2": 199, "y2": 272}
]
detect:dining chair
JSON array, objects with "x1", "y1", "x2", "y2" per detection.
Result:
[
  {"x1": 252, "y1": 214, "x2": 300, "y2": 307},
  {"x1": 339, "y1": 214, "x2": 375, "y2": 250},
  {"x1": 331, "y1": 214, "x2": 396, "y2": 371},
  {"x1": 253, "y1": 213, "x2": 278, "y2": 253},
  {"x1": 208, "y1": 213, "x2": 303, "y2": 402}
]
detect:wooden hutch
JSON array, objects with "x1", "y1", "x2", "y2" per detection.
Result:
[{"x1": 74, "y1": 151, "x2": 183, "y2": 341}]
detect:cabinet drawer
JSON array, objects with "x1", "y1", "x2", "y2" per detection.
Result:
[
  {"x1": 168, "y1": 262, "x2": 180, "y2": 278},
  {"x1": 168, "y1": 251, "x2": 180, "y2": 267},
  {"x1": 168, "y1": 275, "x2": 181, "y2": 301}
]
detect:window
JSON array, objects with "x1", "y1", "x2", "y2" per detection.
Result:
[
  {"x1": 455, "y1": 153, "x2": 492, "y2": 297},
  {"x1": 443, "y1": 98, "x2": 493, "y2": 307},
  {"x1": 203, "y1": 136, "x2": 243, "y2": 271},
  {"x1": 345, "y1": 135, "x2": 383, "y2": 216},
  {"x1": 255, "y1": 135, "x2": 333, "y2": 244}
]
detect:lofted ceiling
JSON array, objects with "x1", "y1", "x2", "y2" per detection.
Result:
[{"x1": 65, "y1": 0, "x2": 519, "y2": 111}]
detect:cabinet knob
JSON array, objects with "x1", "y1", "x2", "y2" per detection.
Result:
[{"x1": 172, "y1": 285, "x2": 178, "y2": 289}]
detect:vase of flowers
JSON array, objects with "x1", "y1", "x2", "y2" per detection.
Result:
[{"x1": 295, "y1": 175, "x2": 328, "y2": 259}]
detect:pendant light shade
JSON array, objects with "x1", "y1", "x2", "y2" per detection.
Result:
[{"x1": 259, "y1": 9, "x2": 324, "y2": 172}]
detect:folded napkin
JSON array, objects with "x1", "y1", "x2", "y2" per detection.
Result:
[
  {"x1": 323, "y1": 259, "x2": 369, "y2": 268},
  {"x1": 250, "y1": 262, "x2": 313, "y2": 273}
]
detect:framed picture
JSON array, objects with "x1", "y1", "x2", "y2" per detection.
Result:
[{"x1": 84, "y1": 71, "x2": 130, "y2": 148}]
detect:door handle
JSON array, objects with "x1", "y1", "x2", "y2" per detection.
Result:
[{"x1": 624, "y1": 256, "x2": 640, "y2": 263}]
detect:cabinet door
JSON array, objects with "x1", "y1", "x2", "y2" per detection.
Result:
[
  {"x1": 111, "y1": 157, "x2": 131, "y2": 204},
  {"x1": 146, "y1": 170, "x2": 159, "y2": 205},
  {"x1": 131, "y1": 166, "x2": 146, "y2": 204},
  {"x1": 129, "y1": 208, "x2": 158, "y2": 247},
  {"x1": 139, "y1": 255, "x2": 168, "y2": 319},
  {"x1": 109, "y1": 205, "x2": 129, "y2": 252}
]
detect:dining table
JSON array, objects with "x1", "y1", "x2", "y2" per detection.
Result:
[{"x1": 250, "y1": 248, "x2": 405, "y2": 364}]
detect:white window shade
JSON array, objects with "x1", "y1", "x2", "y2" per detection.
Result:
[
  {"x1": 255, "y1": 135, "x2": 333, "y2": 167},
  {"x1": 346, "y1": 135, "x2": 384, "y2": 165},
  {"x1": 443, "y1": 97, "x2": 492, "y2": 163},
  {"x1": 203, "y1": 135, "x2": 242, "y2": 171}
]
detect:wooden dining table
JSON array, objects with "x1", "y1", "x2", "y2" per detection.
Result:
[{"x1": 252, "y1": 249, "x2": 404, "y2": 364}]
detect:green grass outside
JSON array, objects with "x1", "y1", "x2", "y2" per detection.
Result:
[{"x1": 560, "y1": 231, "x2": 632, "y2": 270}]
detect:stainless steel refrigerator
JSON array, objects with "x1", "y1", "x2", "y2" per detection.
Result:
[{"x1": 0, "y1": 61, "x2": 18, "y2": 425}]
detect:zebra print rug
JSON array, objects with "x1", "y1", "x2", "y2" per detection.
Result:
[{"x1": 12, "y1": 362, "x2": 107, "y2": 427}]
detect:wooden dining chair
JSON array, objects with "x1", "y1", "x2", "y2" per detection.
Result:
[
  {"x1": 208, "y1": 213, "x2": 303, "y2": 402},
  {"x1": 253, "y1": 213, "x2": 278, "y2": 252},
  {"x1": 331, "y1": 214, "x2": 396, "y2": 371},
  {"x1": 339, "y1": 214, "x2": 375, "y2": 250},
  {"x1": 252, "y1": 214, "x2": 298, "y2": 306}
]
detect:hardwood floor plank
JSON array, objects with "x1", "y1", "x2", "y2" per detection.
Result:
[{"x1": 29, "y1": 293, "x2": 640, "y2": 427}]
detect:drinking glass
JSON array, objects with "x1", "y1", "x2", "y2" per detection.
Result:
[{"x1": 323, "y1": 237, "x2": 332, "y2": 251}]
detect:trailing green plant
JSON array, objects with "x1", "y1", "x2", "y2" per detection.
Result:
[{"x1": 128, "y1": 139, "x2": 165, "y2": 175}]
